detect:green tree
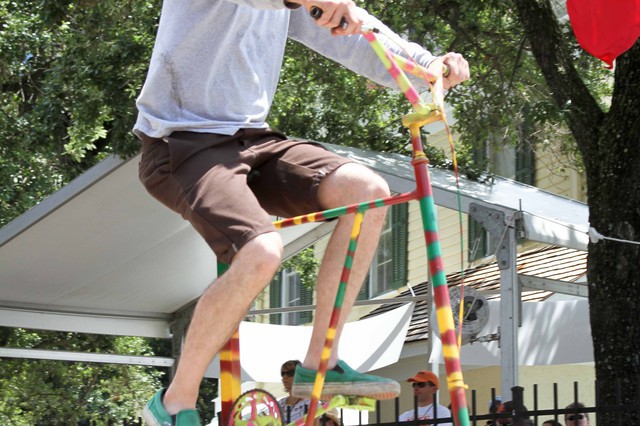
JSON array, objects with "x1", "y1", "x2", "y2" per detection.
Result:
[
  {"x1": 0, "y1": 3, "x2": 176, "y2": 423},
  {"x1": 0, "y1": 0, "x2": 160, "y2": 227},
  {"x1": 0, "y1": 328, "x2": 164, "y2": 424}
]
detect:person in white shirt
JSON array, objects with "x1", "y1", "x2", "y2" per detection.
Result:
[{"x1": 399, "y1": 370, "x2": 452, "y2": 425}]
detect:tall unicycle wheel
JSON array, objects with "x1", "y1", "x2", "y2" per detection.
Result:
[{"x1": 227, "y1": 389, "x2": 282, "y2": 426}]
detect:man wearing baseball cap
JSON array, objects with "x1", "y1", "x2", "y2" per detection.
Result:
[{"x1": 398, "y1": 370, "x2": 453, "y2": 425}]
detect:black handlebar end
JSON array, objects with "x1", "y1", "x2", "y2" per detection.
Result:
[
  {"x1": 310, "y1": 5, "x2": 323, "y2": 19},
  {"x1": 309, "y1": 6, "x2": 348, "y2": 30}
]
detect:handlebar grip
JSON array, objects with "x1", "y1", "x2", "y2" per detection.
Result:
[
  {"x1": 310, "y1": 5, "x2": 323, "y2": 19},
  {"x1": 309, "y1": 6, "x2": 348, "y2": 30}
]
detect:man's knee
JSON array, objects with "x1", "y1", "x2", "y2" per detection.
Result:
[
  {"x1": 364, "y1": 170, "x2": 391, "y2": 199},
  {"x1": 320, "y1": 163, "x2": 390, "y2": 207},
  {"x1": 238, "y1": 231, "x2": 283, "y2": 274}
]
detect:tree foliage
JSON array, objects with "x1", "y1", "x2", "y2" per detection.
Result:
[
  {"x1": 271, "y1": 43, "x2": 411, "y2": 153},
  {"x1": 0, "y1": 0, "x2": 159, "y2": 227},
  {"x1": 281, "y1": 246, "x2": 320, "y2": 291},
  {"x1": 0, "y1": 328, "x2": 164, "y2": 424}
]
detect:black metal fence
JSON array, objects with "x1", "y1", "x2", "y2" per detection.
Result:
[
  {"x1": 73, "y1": 379, "x2": 640, "y2": 425},
  {"x1": 348, "y1": 380, "x2": 640, "y2": 425}
]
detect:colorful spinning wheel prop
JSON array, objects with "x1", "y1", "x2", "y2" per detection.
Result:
[{"x1": 227, "y1": 389, "x2": 283, "y2": 426}]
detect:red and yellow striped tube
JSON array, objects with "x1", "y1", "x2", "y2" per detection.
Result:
[
  {"x1": 363, "y1": 32, "x2": 433, "y2": 116},
  {"x1": 303, "y1": 211, "x2": 365, "y2": 426},
  {"x1": 392, "y1": 53, "x2": 439, "y2": 83},
  {"x1": 217, "y1": 262, "x2": 242, "y2": 424},
  {"x1": 220, "y1": 330, "x2": 241, "y2": 424},
  {"x1": 409, "y1": 107, "x2": 470, "y2": 426},
  {"x1": 274, "y1": 192, "x2": 415, "y2": 229}
]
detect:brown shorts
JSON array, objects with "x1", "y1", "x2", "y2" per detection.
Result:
[{"x1": 138, "y1": 129, "x2": 353, "y2": 263}]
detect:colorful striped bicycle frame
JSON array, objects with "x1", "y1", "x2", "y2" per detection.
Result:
[
  {"x1": 363, "y1": 31, "x2": 470, "y2": 426},
  {"x1": 219, "y1": 26, "x2": 470, "y2": 426}
]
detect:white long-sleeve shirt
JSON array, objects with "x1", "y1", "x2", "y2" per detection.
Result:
[
  {"x1": 134, "y1": 0, "x2": 436, "y2": 138},
  {"x1": 399, "y1": 403, "x2": 453, "y2": 425}
]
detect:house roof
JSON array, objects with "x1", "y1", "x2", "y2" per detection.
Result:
[{"x1": 362, "y1": 245, "x2": 588, "y2": 343}]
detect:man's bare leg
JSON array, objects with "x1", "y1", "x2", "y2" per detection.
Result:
[
  {"x1": 162, "y1": 231, "x2": 283, "y2": 414},
  {"x1": 303, "y1": 162, "x2": 391, "y2": 369}
]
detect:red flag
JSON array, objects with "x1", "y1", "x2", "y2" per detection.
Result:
[{"x1": 567, "y1": 0, "x2": 640, "y2": 68}]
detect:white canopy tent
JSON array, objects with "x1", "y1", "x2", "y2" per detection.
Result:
[
  {"x1": 0, "y1": 143, "x2": 590, "y2": 395},
  {"x1": 430, "y1": 299, "x2": 593, "y2": 366},
  {"x1": 205, "y1": 303, "x2": 415, "y2": 383}
]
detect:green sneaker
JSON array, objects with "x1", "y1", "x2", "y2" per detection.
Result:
[
  {"x1": 142, "y1": 389, "x2": 202, "y2": 426},
  {"x1": 291, "y1": 360, "x2": 400, "y2": 400}
]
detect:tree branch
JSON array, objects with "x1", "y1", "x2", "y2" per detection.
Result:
[{"x1": 512, "y1": 0, "x2": 604, "y2": 160}]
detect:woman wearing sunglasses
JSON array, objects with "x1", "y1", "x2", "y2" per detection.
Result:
[
  {"x1": 398, "y1": 370, "x2": 453, "y2": 425},
  {"x1": 278, "y1": 360, "x2": 317, "y2": 424}
]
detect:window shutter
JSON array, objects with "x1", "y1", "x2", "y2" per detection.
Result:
[
  {"x1": 269, "y1": 271, "x2": 282, "y2": 325},
  {"x1": 356, "y1": 274, "x2": 369, "y2": 301},
  {"x1": 515, "y1": 143, "x2": 535, "y2": 185},
  {"x1": 516, "y1": 111, "x2": 536, "y2": 185},
  {"x1": 391, "y1": 203, "x2": 409, "y2": 289},
  {"x1": 468, "y1": 141, "x2": 490, "y2": 262},
  {"x1": 300, "y1": 284, "x2": 313, "y2": 324}
]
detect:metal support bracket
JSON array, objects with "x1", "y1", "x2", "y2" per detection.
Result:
[
  {"x1": 469, "y1": 203, "x2": 510, "y2": 269},
  {"x1": 468, "y1": 202, "x2": 520, "y2": 397}
]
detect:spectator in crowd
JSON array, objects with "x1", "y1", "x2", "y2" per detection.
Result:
[
  {"x1": 496, "y1": 400, "x2": 532, "y2": 426},
  {"x1": 564, "y1": 402, "x2": 589, "y2": 426},
  {"x1": 277, "y1": 360, "x2": 314, "y2": 423},
  {"x1": 542, "y1": 420, "x2": 563, "y2": 426},
  {"x1": 485, "y1": 396, "x2": 502, "y2": 425},
  {"x1": 319, "y1": 409, "x2": 342, "y2": 426},
  {"x1": 399, "y1": 370, "x2": 452, "y2": 425}
]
